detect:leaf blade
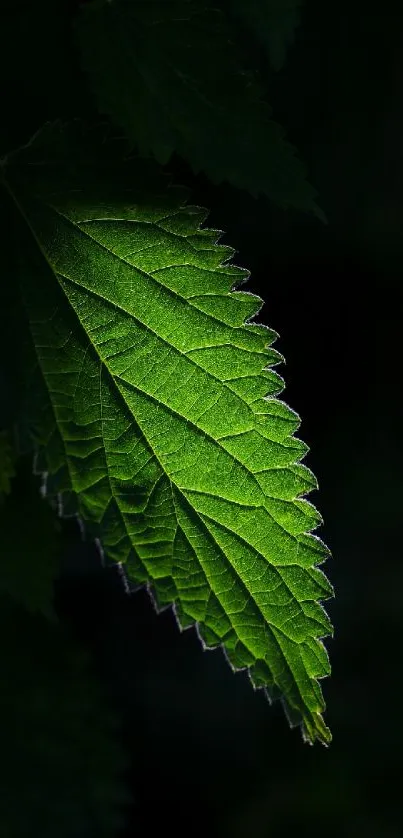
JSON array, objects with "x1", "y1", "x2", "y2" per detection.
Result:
[{"x1": 4, "y1": 122, "x2": 333, "y2": 743}]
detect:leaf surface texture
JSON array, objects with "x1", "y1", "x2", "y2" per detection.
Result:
[{"x1": 1, "y1": 122, "x2": 333, "y2": 743}]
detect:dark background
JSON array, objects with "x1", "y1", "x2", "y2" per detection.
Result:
[{"x1": 1, "y1": 0, "x2": 402, "y2": 835}]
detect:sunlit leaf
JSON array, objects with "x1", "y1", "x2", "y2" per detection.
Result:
[{"x1": 1, "y1": 120, "x2": 333, "y2": 743}]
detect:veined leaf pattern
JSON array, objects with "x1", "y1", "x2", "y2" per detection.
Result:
[{"x1": 1, "y1": 121, "x2": 333, "y2": 744}]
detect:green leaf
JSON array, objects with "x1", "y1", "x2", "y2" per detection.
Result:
[
  {"x1": 74, "y1": 0, "x2": 326, "y2": 221},
  {"x1": 1, "y1": 120, "x2": 333, "y2": 744},
  {"x1": 229, "y1": 0, "x2": 304, "y2": 72}
]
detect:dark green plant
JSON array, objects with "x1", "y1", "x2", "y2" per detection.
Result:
[{"x1": 0, "y1": 0, "x2": 333, "y2": 751}]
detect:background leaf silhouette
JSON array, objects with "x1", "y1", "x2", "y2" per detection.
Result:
[
  {"x1": 0, "y1": 430, "x2": 16, "y2": 503},
  {"x1": 0, "y1": 592, "x2": 131, "y2": 838},
  {"x1": 0, "y1": 458, "x2": 61, "y2": 620},
  {"x1": 75, "y1": 0, "x2": 326, "y2": 220},
  {"x1": 228, "y1": 0, "x2": 304, "y2": 72}
]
